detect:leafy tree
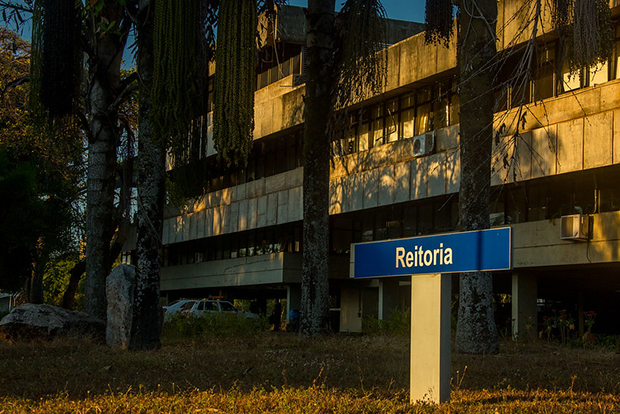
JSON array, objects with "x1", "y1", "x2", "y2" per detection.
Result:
[
  {"x1": 0, "y1": 27, "x2": 83, "y2": 303},
  {"x1": 300, "y1": 0, "x2": 387, "y2": 336},
  {"x1": 425, "y1": 0, "x2": 614, "y2": 353}
]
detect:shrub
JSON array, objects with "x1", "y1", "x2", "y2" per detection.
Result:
[
  {"x1": 362, "y1": 307, "x2": 410, "y2": 336},
  {"x1": 162, "y1": 312, "x2": 269, "y2": 340}
]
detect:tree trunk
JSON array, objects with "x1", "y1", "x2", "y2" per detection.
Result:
[
  {"x1": 83, "y1": 3, "x2": 127, "y2": 321},
  {"x1": 300, "y1": 0, "x2": 336, "y2": 336},
  {"x1": 61, "y1": 260, "x2": 85, "y2": 310},
  {"x1": 454, "y1": 0, "x2": 499, "y2": 354},
  {"x1": 129, "y1": 0, "x2": 163, "y2": 350}
]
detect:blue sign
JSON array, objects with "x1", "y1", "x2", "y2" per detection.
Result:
[{"x1": 352, "y1": 228, "x2": 511, "y2": 278}]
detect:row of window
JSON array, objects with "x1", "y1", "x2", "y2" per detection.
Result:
[
  {"x1": 335, "y1": 78, "x2": 460, "y2": 156},
  {"x1": 496, "y1": 25, "x2": 620, "y2": 110},
  {"x1": 199, "y1": 25, "x2": 620, "y2": 194},
  {"x1": 160, "y1": 165, "x2": 620, "y2": 266}
]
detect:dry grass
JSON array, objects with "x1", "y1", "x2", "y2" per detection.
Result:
[{"x1": 0, "y1": 333, "x2": 619, "y2": 413}]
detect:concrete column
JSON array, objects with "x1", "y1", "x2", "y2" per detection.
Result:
[
  {"x1": 340, "y1": 288, "x2": 362, "y2": 333},
  {"x1": 410, "y1": 273, "x2": 451, "y2": 404},
  {"x1": 378, "y1": 278, "x2": 400, "y2": 320},
  {"x1": 286, "y1": 284, "x2": 302, "y2": 324},
  {"x1": 511, "y1": 272, "x2": 537, "y2": 340}
]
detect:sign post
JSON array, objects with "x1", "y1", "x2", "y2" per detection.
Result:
[{"x1": 351, "y1": 228, "x2": 511, "y2": 404}]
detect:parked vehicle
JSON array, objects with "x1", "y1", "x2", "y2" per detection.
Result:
[{"x1": 163, "y1": 299, "x2": 258, "y2": 321}]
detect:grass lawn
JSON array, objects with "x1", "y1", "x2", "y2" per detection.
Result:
[{"x1": 0, "y1": 331, "x2": 619, "y2": 413}]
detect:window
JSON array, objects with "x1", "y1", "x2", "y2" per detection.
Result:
[
  {"x1": 613, "y1": 24, "x2": 620, "y2": 80},
  {"x1": 532, "y1": 47, "x2": 555, "y2": 101},
  {"x1": 385, "y1": 98, "x2": 399, "y2": 142}
]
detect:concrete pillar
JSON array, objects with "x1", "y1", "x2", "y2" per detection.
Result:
[
  {"x1": 286, "y1": 284, "x2": 302, "y2": 324},
  {"x1": 511, "y1": 272, "x2": 538, "y2": 340},
  {"x1": 340, "y1": 288, "x2": 362, "y2": 332},
  {"x1": 378, "y1": 278, "x2": 400, "y2": 320},
  {"x1": 410, "y1": 273, "x2": 451, "y2": 404}
]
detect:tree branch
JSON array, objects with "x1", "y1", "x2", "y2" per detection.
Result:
[{"x1": 0, "y1": 75, "x2": 29, "y2": 99}]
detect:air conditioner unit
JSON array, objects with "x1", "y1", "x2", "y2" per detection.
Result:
[
  {"x1": 560, "y1": 214, "x2": 590, "y2": 241},
  {"x1": 412, "y1": 132, "x2": 434, "y2": 157}
]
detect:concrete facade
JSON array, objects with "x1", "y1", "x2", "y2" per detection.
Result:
[{"x1": 132, "y1": 2, "x2": 620, "y2": 336}]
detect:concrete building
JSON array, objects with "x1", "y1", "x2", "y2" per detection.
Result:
[{"x1": 129, "y1": 2, "x2": 620, "y2": 337}]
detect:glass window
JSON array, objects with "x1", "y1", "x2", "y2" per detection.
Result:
[
  {"x1": 589, "y1": 61, "x2": 609, "y2": 86},
  {"x1": 385, "y1": 99, "x2": 399, "y2": 142},
  {"x1": 450, "y1": 93, "x2": 460, "y2": 126},
  {"x1": 614, "y1": 26, "x2": 620, "y2": 79},
  {"x1": 434, "y1": 95, "x2": 450, "y2": 129},
  {"x1": 358, "y1": 122, "x2": 370, "y2": 151},
  {"x1": 533, "y1": 63, "x2": 555, "y2": 101},
  {"x1": 400, "y1": 108, "x2": 415, "y2": 139},
  {"x1": 510, "y1": 75, "x2": 531, "y2": 108},
  {"x1": 372, "y1": 117, "x2": 384, "y2": 146},
  {"x1": 418, "y1": 203, "x2": 433, "y2": 234},
  {"x1": 416, "y1": 103, "x2": 431, "y2": 135},
  {"x1": 403, "y1": 205, "x2": 417, "y2": 237},
  {"x1": 561, "y1": 62, "x2": 582, "y2": 92},
  {"x1": 401, "y1": 92, "x2": 415, "y2": 109},
  {"x1": 219, "y1": 302, "x2": 237, "y2": 312}
]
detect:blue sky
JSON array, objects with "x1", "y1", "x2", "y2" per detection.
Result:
[{"x1": 287, "y1": 0, "x2": 426, "y2": 23}]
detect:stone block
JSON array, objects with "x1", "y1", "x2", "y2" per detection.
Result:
[
  {"x1": 411, "y1": 157, "x2": 428, "y2": 200},
  {"x1": 106, "y1": 264, "x2": 135, "y2": 349},
  {"x1": 446, "y1": 149, "x2": 460, "y2": 194},
  {"x1": 378, "y1": 165, "x2": 395, "y2": 206},
  {"x1": 362, "y1": 169, "x2": 379, "y2": 209},
  {"x1": 238, "y1": 200, "x2": 249, "y2": 231},
  {"x1": 248, "y1": 198, "x2": 259, "y2": 229},
  {"x1": 531, "y1": 126, "x2": 557, "y2": 178},
  {"x1": 277, "y1": 190, "x2": 289, "y2": 224},
  {"x1": 267, "y1": 193, "x2": 278, "y2": 226},
  {"x1": 428, "y1": 153, "x2": 446, "y2": 197},
  {"x1": 394, "y1": 162, "x2": 411, "y2": 203},
  {"x1": 195, "y1": 210, "x2": 206, "y2": 239},
  {"x1": 257, "y1": 196, "x2": 267, "y2": 228},
  {"x1": 205, "y1": 208, "x2": 213, "y2": 237},
  {"x1": 229, "y1": 202, "x2": 240, "y2": 233},
  {"x1": 584, "y1": 111, "x2": 613, "y2": 169},
  {"x1": 288, "y1": 187, "x2": 303, "y2": 221},
  {"x1": 557, "y1": 119, "x2": 583, "y2": 174},
  {"x1": 0, "y1": 304, "x2": 106, "y2": 344},
  {"x1": 330, "y1": 177, "x2": 343, "y2": 215}
]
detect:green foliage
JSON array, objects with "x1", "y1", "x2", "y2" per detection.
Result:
[
  {"x1": 152, "y1": 0, "x2": 199, "y2": 145},
  {"x1": 0, "y1": 27, "x2": 84, "y2": 297},
  {"x1": 42, "y1": 252, "x2": 82, "y2": 308},
  {"x1": 362, "y1": 307, "x2": 410, "y2": 336},
  {"x1": 30, "y1": 0, "x2": 80, "y2": 117},
  {"x1": 566, "y1": 0, "x2": 614, "y2": 73},
  {"x1": 213, "y1": 0, "x2": 257, "y2": 167},
  {"x1": 424, "y1": 0, "x2": 454, "y2": 46},
  {"x1": 541, "y1": 309, "x2": 575, "y2": 344},
  {"x1": 336, "y1": 0, "x2": 388, "y2": 107},
  {"x1": 162, "y1": 312, "x2": 268, "y2": 340},
  {"x1": 0, "y1": 147, "x2": 41, "y2": 291}
]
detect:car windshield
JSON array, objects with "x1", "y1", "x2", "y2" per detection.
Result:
[
  {"x1": 204, "y1": 301, "x2": 218, "y2": 311},
  {"x1": 181, "y1": 301, "x2": 195, "y2": 311},
  {"x1": 219, "y1": 302, "x2": 238, "y2": 312}
]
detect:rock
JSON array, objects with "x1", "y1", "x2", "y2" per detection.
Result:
[
  {"x1": 106, "y1": 264, "x2": 135, "y2": 349},
  {"x1": 0, "y1": 304, "x2": 105, "y2": 343}
]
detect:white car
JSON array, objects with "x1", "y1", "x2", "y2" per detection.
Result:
[{"x1": 163, "y1": 299, "x2": 258, "y2": 321}]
